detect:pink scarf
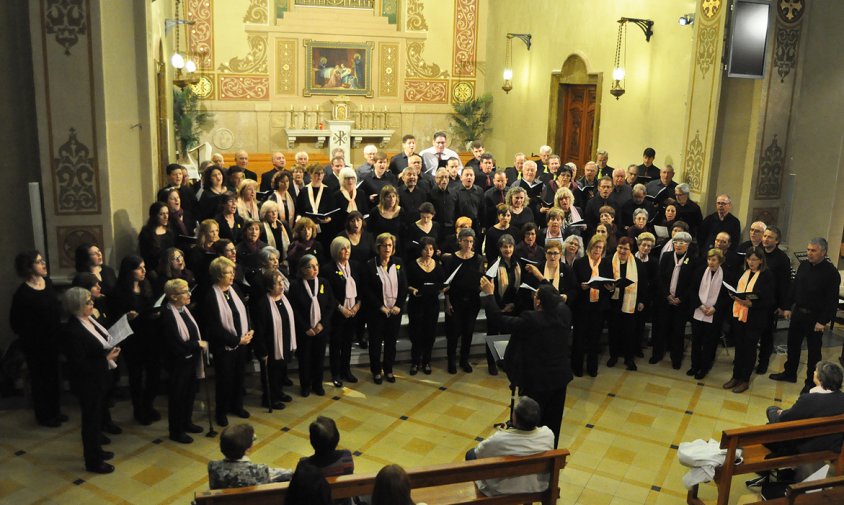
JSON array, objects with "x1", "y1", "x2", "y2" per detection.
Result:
[
  {"x1": 167, "y1": 303, "x2": 205, "y2": 378},
  {"x1": 213, "y1": 285, "x2": 249, "y2": 348},
  {"x1": 78, "y1": 316, "x2": 117, "y2": 370},
  {"x1": 376, "y1": 263, "x2": 399, "y2": 309},
  {"x1": 267, "y1": 293, "x2": 296, "y2": 360},
  {"x1": 337, "y1": 262, "x2": 357, "y2": 309},
  {"x1": 304, "y1": 278, "x2": 322, "y2": 329},
  {"x1": 694, "y1": 267, "x2": 723, "y2": 323}
]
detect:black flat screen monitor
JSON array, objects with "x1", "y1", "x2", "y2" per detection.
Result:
[{"x1": 727, "y1": 0, "x2": 772, "y2": 79}]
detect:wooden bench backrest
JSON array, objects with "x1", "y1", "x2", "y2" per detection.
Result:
[{"x1": 195, "y1": 449, "x2": 569, "y2": 505}]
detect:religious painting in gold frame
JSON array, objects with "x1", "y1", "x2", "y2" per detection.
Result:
[{"x1": 304, "y1": 40, "x2": 374, "y2": 97}]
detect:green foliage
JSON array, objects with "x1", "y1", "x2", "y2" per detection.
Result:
[
  {"x1": 173, "y1": 87, "x2": 214, "y2": 157},
  {"x1": 450, "y1": 93, "x2": 493, "y2": 147}
]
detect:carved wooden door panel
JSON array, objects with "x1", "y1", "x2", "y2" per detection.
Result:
[{"x1": 559, "y1": 85, "x2": 596, "y2": 173}]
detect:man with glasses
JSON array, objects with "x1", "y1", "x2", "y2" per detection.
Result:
[
  {"x1": 737, "y1": 221, "x2": 766, "y2": 253},
  {"x1": 673, "y1": 183, "x2": 702, "y2": 237},
  {"x1": 697, "y1": 194, "x2": 741, "y2": 251},
  {"x1": 420, "y1": 131, "x2": 462, "y2": 175}
]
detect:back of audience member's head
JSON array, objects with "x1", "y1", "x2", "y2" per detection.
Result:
[
  {"x1": 512, "y1": 396, "x2": 542, "y2": 430},
  {"x1": 536, "y1": 284, "x2": 561, "y2": 313},
  {"x1": 309, "y1": 416, "x2": 340, "y2": 456},
  {"x1": 815, "y1": 361, "x2": 844, "y2": 391},
  {"x1": 72, "y1": 272, "x2": 99, "y2": 291},
  {"x1": 286, "y1": 461, "x2": 332, "y2": 505},
  {"x1": 372, "y1": 464, "x2": 414, "y2": 505},
  {"x1": 219, "y1": 423, "x2": 254, "y2": 460}
]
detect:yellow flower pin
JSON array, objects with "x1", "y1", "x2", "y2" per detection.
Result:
[
  {"x1": 320, "y1": 284, "x2": 324, "y2": 294},
  {"x1": 395, "y1": 264, "x2": 401, "y2": 270},
  {"x1": 336, "y1": 270, "x2": 343, "y2": 277}
]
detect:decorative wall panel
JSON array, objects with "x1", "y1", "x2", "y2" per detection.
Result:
[
  {"x1": 187, "y1": 0, "x2": 213, "y2": 68},
  {"x1": 219, "y1": 75, "x2": 270, "y2": 100},
  {"x1": 56, "y1": 225, "x2": 102, "y2": 268},
  {"x1": 54, "y1": 128, "x2": 99, "y2": 213},
  {"x1": 379, "y1": 42, "x2": 398, "y2": 97},
  {"x1": 44, "y1": 0, "x2": 87, "y2": 55},
  {"x1": 452, "y1": 80, "x2": 474, "y2": 104},
  {"x1": 218, "y1": 34, "x2": 268, "y2": 74},
  {"x1": 404, "y1": 79, "x2": 448, "y2": 103},
  {"x1": 752, "y1": 207, "x2": 779, "y2": 227},
  {"x1": 452, "y1": 0, "x2": 478, "y2": 77},
  {"x1": 275, "y1": 39, "x2": 297, "y2": 94},
  {"x1": 406, "y1": 0, "x2": 427, "y2": 31},
  {"x1": 243, "y1": 0, "x2": 268, "y2": 24},
  {"x1": 406, "y1": 41, "x2": 448, "y2": 78}
]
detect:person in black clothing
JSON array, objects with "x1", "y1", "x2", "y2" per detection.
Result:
[
  {"x1": 571, "y1": 235, "x2": 615, "y2": 377},
  {"x1": 297, "y1": 163, "x2": 336, "y2": 250},
  {"x1": 482, "y1": 171, "x2": 508, "y2": 230},
  {"x1": 74, "y1": 243, "x2": 118, "y2": 297},
  {"x1": 232, "y1": 150, "x2": 258, "y2": 182},
  {"x1": 428, "y1": 168, "x2": 456, "y2": 237},
  {"x1": 606, "y1": 237, "x2": 650, "y2": 371},
  {"x1": 584, "y1": 177, "x2": 614, "y2": 233},
  {"x1": 714, "y1": 231, "x2": 743, "y2": 284},
  {"x1": 62, "y1": 287, "x2": 122, "y2": 474},
  {"x1": 323, "y1": 237, "x2": 362, "y2": 388},
  {"x1": 652, "y1": 232, "x2": 696, "y2": 369},
  {"x1": 443, "y1": 228, "x2": 484, "y2": 374},
  {"x1": 362, "y1": 152, "x2": 398, "y2": 205},
  {"x1": 333, "y1": 167, "x2": 369, "y2": 232},
  {"x1": 10, "y1": 251, "x2": 64, "y2": 428},
  {"x1": 202, "y1": 256, "x2": 254, "y2": 427},
  {"x1": 397, "y1": 166, "x2": 428, "y2": 227},
  {"x1": 250, "y1": 269, "x2": 296, "y2": 410},
  {"x1": 697, "y1": 194, "x2": 741, "y2": 251},
  {"x1": 521, "y1": 241, "x2": 576, "y2": 311},
  {"x1": 299, "y1": 416, "x2": 354, "y2": 488},
  {"x1": 514, "y1": 222, "x2": 545, "y2": 264},
  {"x1": 138, "y1": 202, "x2": 176, "y2": 272},
  {"x1": 149, "y1": 247, "x2": 196, "y2": 298},
  {"x1": 189, "y1": 219, "x2": 220, "y2": 293},
  {"x1": 289, "y1": 255, "x2": 336, "y2": 397},
  {"x1": 406, "y1": 236, "x2": 444, "y2": 375},
  {"x1": 198, "y1": 165, "x2": 229, "y2": 222},
  {"x1": 367, "y1": 185, "x2": 405, "y2": 253},
  {"x1": 673, "y1": 184, "x2": 702, "y2": 237},
  {"x1": 687, "y1": 249, "x2": 731, "y2": 380},
  {"x1": 235, "y1": 219, "x2": 267, "y2": 278},
  {"x1": 453, "y1": 168, "x2": 484, "y2": 236},
  {"x1": 472, "y1": 152, "x2": 496, "y2": 193},
  {"x1": 481, "y1": 278, "x2": 573, "y2": 448},
  {"x1": 770, "y1": 238, "x2": 841, "y2": 393},
  {"x1": 340, "y1": 211, "x2": 375, "y2": 266},
  {"x1": 404, "y1": 202, "x2": 440, "y2": 260},
  {"x1": 723, "y1": 246, "x2": 775, "y2": 394},
  {"x1": 287, "y1": 217, "x2": 326, "y2": 270},
  {"x1": 260, "y1": 151, "x2": 287, "y2": 192},
  {"x1": 215, "y1": 193, "x2": 245, "y2": 244},
  {"x1": 485, "y1": 204, "x2": 518, "y2": 264},
  {"x1": 633, "y1": 233, "x2": 658, "y2": 357},
  {"x1": 637, "y1": 147, "x2": 659, "y2": 181},
  {"x1": 388, "y1": 135, "x2": 416, "y2": 176},
  {"x1": 756, "y1": 226, "x2": 791, "y2": 374},
  {"x1": 160, "y1": 279, "x2": 206, "y2": 443}
]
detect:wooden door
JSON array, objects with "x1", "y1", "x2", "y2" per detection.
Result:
[{"x1": 558, "y1": 84, "x2": 596, "y2": 173}]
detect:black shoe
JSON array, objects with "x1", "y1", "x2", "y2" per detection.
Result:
[
  {"x1": 58, "y1": 414, "x2": 69, "y2": 423},
  {"x1": 232, "y1": 408, "x2": 250, "y2": 419},
  {"x1": 216, "y1": 414, "x2": 229, "y2": 427},
  {"x1": 343, "y1": 371, "x2": 358, "y2": 383},
  {"x1": 300, "y1": 388, "x2": 311, "y2": 398},
  {"x1": 648, "y1": 355, "x2": 662, "y2": 364},
  {"x1": 626, "y1": 361, "x2": 638, "y2": 371},
  {"x1": 169, "y1": 433, "x2": 193, "y2": 444},
  {"x1": 635, "y1": 349, "x2": 644, "y2": 358},
  {"x1": 99, "y1": 450, "x2": 114, "y2": 461},
  {"x1": 769, "y1": 372, "x2": 797, "y2": 383},
  {"x1": 488, "y1": 365, "x2": 499, "y2": 376},
  {"x1": 278, "y1": 392, "x2": 293, "y2": 403},
  {"x1": 672, "y1": 361, "x2": 682, "y2": 370},
  {"x1": 358, "y1": 338, "x2": 369, "y2": 349},
  {"x1": 147, "y1": 408, "x2": 161, "y2": 422},
  {"x1": 606, "y1": 357, "x2": 618, "y2": 368},
  {"x1": 447, "y1": 362, "x2": 457, "y2": 374},
  {"x1": 460, "y1": 361, "x2": 473, "y2": 373},
  {"x1": 99, "y1": 434, "x2": 111, "y2": 445},
  {"x1": 332, "y1": 377, "x2": 343, "y2": 388},
  {"x1": 86, "y1": 462, "x2": 114, "y2": 474},
  {"x1": 572, "y1": 368, "x2": 583, "y2": 377},
  {"x1": 423, "y1": 363, "x2": 432, "y2": 375},
  {"x1": 755, "y1": 362, "x2": 769, "y2": 374},
  {"x1": 409, "y1": 365, "x2": 418, "y2": 376},
  {"x1": 686, "y1": 368, "x2": 696, "y2": 377},
  {"x1": 385, "y1": 373, "x2": 396, "y2": 383},
  {"x1": 103, "y1": 422, "x2": 122, "y2": 435},
  {"x1": 282, "y1": 377, "x2": 294, "y2": 387},
  {"x1": 185, "y1": 423, "x2": 204, "y2": 434},
  {"x1": 587, "y1": 368, "x2": 598, "y2": 378},
  {"x1": 373, "y1": 374, "x2": 383, "y2": 385},
  {"x1": 694, "y1": 370, "x2": 708, "y2": 380},
  {"x1": 313, "y1": 386, "x2": 325, "y2": 396},
  {"x1": 39, "y1": 419, "x2": 61, "y2": 428},
  {"x1": 746, "y1": 474, "x2": 769, "y2": 489}
]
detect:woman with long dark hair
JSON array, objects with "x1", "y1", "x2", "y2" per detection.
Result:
[
  {"x1": 74, "y1": 243, "x2": 118, "y2": 297},
  {"x1": 138, "y1": 202, "x2": 176, "y2": 272}
]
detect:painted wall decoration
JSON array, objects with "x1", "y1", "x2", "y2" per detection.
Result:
[
  {"x1": 406, "y1": 0, "x2": 428, "y2": 30},
  {"x1": 276, "y1": 39, "x2": 297, "y2": 95},
  {"x1": 685, "y1": 130, "x2": 704, "y2": 191},
  {"x1": 406, "y1": 41, "x2": 449, "y2": 79},
  {"x1": 404, "y1": 79, "x2": 448, "y2": 103},
  {"x1": 244, "y1": 0, "x2": 268, "y2": 24},
  {"x1": 57, "y1": 225, "x2": 102, "y2": 268},
  {"x1": 44, "y1": 0, "x2": 87, "y2": 55},
  {"x1": 218, "y1": 75, "x2": 270, "y2": 100},
  {"x1": 218, "y1": 34, "x2": 268, "y2": 74},
  {"x1": 379, "y1": 42, "x2": 399, "y2": 97},
  {"x1": 755, "y1": 135, "x2": 784, "y2": 199},
  {"x1": 452, "y1": 0, "x2": 479, "y2": 77},
  {"x1": 304, "y1": 40, "x2": 373, "y2": 97},
  {"x1": 54, "y1": 128, "x2": 100, "y2": 214},
  {"x1": 187, "y1": 0, "x2": 213, "y2": 68}
]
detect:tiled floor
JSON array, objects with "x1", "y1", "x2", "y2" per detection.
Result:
[{"x1": 0, "y1": 326, "x2": 841, "y2": 504}]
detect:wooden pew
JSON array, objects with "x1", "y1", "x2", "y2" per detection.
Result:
[
  {"x1": 195, "y1": 449, "x2": 569, "y2": 505},
  {"x1": 742, "y1": 475, "x2": 844, "y2": 505},
  {"x1": 687, "y1": 414, "x2": 844, "y2": 505}
]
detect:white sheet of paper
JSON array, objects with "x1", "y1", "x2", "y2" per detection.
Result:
[
  {"x1": 722, "y1": 281, "x2": 738, "y2": 294},
  {"x1": 443, "y1": 263, "x2": 462, "y2": 285},
  {"x1": 108, "y1": 314, "x2": 134, "y2": 346},
  {"x1": 654, "y1": 225, "x2": 669, "y2": 239},
  {"x1": 485, "y1": 257, "x2": 501, "y2": 278},
  {"x1": 519, "y1": 282, "x2": 537, "y2": 292},
  {"x1": 153, "y1": 293, "x2": 166, "y2": 308},
  {"x1": 494, "y1": 341, "x2": 508, "y2": 359}
]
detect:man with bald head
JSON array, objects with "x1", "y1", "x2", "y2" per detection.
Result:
[
  {"x1": 607, "y1": 167, "x2": 632, "y2": 208},
  {"x1": 737, "y1": 221, "x2": 766, "y2": 253},
  {"x1": 260, "y1": 151, "x2": 287, "y2": 192},
  {"x1": 577, "y1": 161, "x2": 599, "y2": 201},
  {"x1": 698, "y1": 194, "x2": 741, "y2": 251},
  {"x1": 232, "y1": 150, "x2": 257, "y2": 182},
  {"x1": 646, "y1": 164, "x2": 677, "y2": 202}
]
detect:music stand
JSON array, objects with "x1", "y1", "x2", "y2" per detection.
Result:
[{"x1": 485, "y1": 335, "x2": 519, "y2": 429}]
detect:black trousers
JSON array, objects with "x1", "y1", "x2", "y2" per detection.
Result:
[
  {"x1": 446, "y1": 296, "x2": 480, "y2": 363},
  {"x1": 213, "y1": 346, "x2": 246, "y2": 416},
  {"x1": 783, "y1": 310, "x2": 824, "y2": 388},
  {"x1": 572, "y1": 304, "x2": 605, "y2": 373},
  {"x1": 690, "y1": 319, "x2": 720, "y2": 372},
  {"x1": 125, "y1": 344, "x2": 161, "y2": 416},
  {"x1": 74, "y1": 382, "x2": 105, "y2": 467},
  {"x1": 23, "y1": 350, "x2": 62, "y2": 424},
  {"x1": 757, "y1": 309, "x2": 778, "y2": 366},
  {"x1": 297, "y1": 332, "x2": 327, "y2": 391},
  {"x1": 522, "y1": 386, "x2": 568, "y2": 449},
  {"x1": 732, "y1": 320, "x2": 760, "y2": 382},
  {"x1": 655, "y1": 302, "x2": 688, "y2": 365},
  {"x1": 368, "y1": 311, "x2": 401, "y2": 375},
  {"x1": 329, "y1": 314, "x2": 357, "y2": 377},
  {"x1": 608, "y1": 308, "x2": 636, "y2": 362},
  {"x1": 168, "y1": 358, "x2": 197, "y2": 436},
  {"x1": 261, "y1": 357, "x2": 288, "y2": 403},
  {"x1": 408, "y1": 295, "x2": 439, "y2": 365}
]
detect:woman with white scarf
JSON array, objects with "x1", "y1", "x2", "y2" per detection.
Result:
[
  {"x1": 723, "y1": 246, "x2": 774, "y2": 394},
  {"x1": 289, "y1": 254, "x2": 336, "y2": 397},
  {"x1": 258, "y1": 200, "x2": 292, "y2": 272},
  {"x1": 607, "y1": 237, "x2": 649, "y2": 371},
  {"x1": 688, "y1": 249, "x2": 730, "y2": 380},
  {"x1": 201, "y1": 257, "x2": 253, "y2": 427},
  {"x1": 332, "y1": 167, "x2": 369, "y2": 230},
  {"x1": 160, "y1": 279, "x2": 206, "y2": 444},
  {"x1": 250, "y1": 269, "x2": 296, "y2": 410},
  {"x1": 62, "y1": 287, "x2": 122, "y2": 474},
  {"x1": 323, "y1": 237, "x2": 362, "y2": 388}
]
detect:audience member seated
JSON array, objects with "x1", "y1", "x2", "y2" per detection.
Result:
[
  {"x1": 286, "y1": 460, "x2": 332, "y2": 505},
  {"x1": 301, "y1": 416, "x2": 355, "y2": 479},
  {"x1": 207, "y1": 423, "x2": 292, "y2": 489},
  {"x1": 372, "y1": 464, "x2": 424, "y2": 505},
  {"x1": 466, "y1": 396, "x2": 555, "y2": 496}
]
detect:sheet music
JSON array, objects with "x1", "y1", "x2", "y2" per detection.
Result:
[
  {"x1": 443, "y1": 263, "x2": 462, "y2": 285},
  {"x1": 485, "y1": 257, "x2": 501, "y2": 278},
  {"x1": 108, "y1": 314, "x2": 134, "y2": 347}
]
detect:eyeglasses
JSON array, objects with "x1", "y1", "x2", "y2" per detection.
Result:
[{"x1": 546, "y1": 251, "x2": 561, "y2": 256}]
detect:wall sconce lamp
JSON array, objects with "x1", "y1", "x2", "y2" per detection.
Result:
[
  {"x1": 167, "y1": 0, "x2": 199, "y2": 88},
  {"x1": 678, "y1": 14, "x2": 695, "y2": 26},
  {"x1": 610, "y1": 17, "x2": 654, "y2": 100},
  {"x1": 502, "y1": 33, "x2": 532, "y2": 94}
]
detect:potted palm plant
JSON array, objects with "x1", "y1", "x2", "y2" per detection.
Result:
[{"x1": 450, "y1": 93, "x2": 493, "y2": 149}]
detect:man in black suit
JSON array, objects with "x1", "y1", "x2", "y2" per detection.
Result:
[
  {"x1": 482, "y1": 171, "x2": 508, "y2": 229},
  {"x1": 756, "y1": 226, "x2": 791, "y2": 374},
  {"x1": 673, "y1": 183, "x2": 703, "y2": 237},
  {"x1": 472, "y1": 152, "x2": 496, "y2": 192},
  {"x1": 480, "y1": 278, "x2": 573, "y2": 448},
  {"x1": 504, "y1": 152, "x2": 527, "y2": 186},
  {"x1": 260, "y1": 151, "x2": 287, "y2": 192},
  {"x1": 464, "y1": 141, "x2": 485, "y2": 173},
  {"x1": 698, "y1": 194, "x2": 742, "y2": 251},
  {"x1": 428, "y1": 168, "x2": 456, "y2": 237},
  {"x1": 232, "y1": 150, "x2": 258, "y2": 181},
  {"x1": 596, "y1": 149, "x2": 614, "y2": 178},
  {"x1": 323, "y1": 155, "x2": 344, "y2": 193},
  {"x1": 584, "y1": 177, "x2": 615, "y2": 232},
  {"x1": 608, "y1": 168, "x2": 632, "y2": 210},
  {"x1": 388, "y1": 135, "x2": 416, "y2": 176},
  {"x1": 646, "y1": 165, "x2": 678, "y2": 200},
  {"x1": 637, "y1": 147, "x2": 659, "y2": 182},
  {"x1": 535, "y1": 145, "x2": 552, "y2": 176}
]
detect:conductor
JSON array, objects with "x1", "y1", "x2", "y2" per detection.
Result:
[{"x1": 480, "y1": 277, "x2": 573, "y2": 448}]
